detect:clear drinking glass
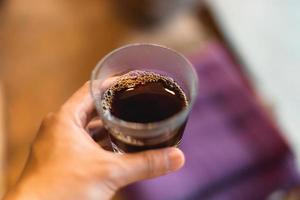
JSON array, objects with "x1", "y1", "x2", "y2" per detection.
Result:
[{"x1": 90, "y1": 43, "x2": 198, "y2": 153}]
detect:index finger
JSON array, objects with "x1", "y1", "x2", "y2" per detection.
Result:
[{"x1": 61, "y1": 81, "x2": 96, "y2": 127}]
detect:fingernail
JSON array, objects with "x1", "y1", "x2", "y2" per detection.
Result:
[{"x1": 166, "y1": 148, "x2": 185, "y2": 172}]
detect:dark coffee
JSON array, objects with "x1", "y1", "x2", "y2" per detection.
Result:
[{"x1": 101, "y1": 70, "x2": 188, "y2": 152}]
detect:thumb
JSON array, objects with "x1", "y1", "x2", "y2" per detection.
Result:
[{"x1": 117, "y1": 148, "x2": 185, "y2": 187}]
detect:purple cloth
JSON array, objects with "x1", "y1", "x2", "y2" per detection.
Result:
[{"x1": 123, "y1": 42, "x2": 299, "y2": 200}]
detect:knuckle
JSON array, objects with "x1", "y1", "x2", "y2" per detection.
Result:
[
  {"x1": 40, "y1": 111, "x2": 64, "y2": 130},
  {"x1": 104, "y1": 160, "x2": 127, "y2": 189},
  {"x1": 142, "y1": 151, "x2": 156, "y2": 177},
  {"x1": 95, "y1": 159, "x2": 122, "y2": 185},
  {"x1": 57, "y1": 106, "x2": 72, "y2": 121},
  {"x1": 58, "y1": 104, "x2": 69, "y2": 114},
  {"x1": 45, "y1": 112, "x2": 54, "y2": 120},
  {"x1": 84, "y1": 81, "x2": 90, "y2": 87},
  {"x1": 41, "y1": 112, "x2": 55, "y2": 126}
]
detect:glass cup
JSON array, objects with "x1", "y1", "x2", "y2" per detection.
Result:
[{"x1": 90, "y1": 43, "x2": 198, "y2": 153}]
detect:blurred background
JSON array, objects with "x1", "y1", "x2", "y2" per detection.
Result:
[{"x1": 0, "y1": 0, "x2": 299, "y2": 199}]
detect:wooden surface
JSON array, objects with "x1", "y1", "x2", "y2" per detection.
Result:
[
  {"x1": 0, "y1": 82, "x2": 5, "y2": 197},
  {"x1": 0, "y1": 0, "x2": 211, "y2": 194}
]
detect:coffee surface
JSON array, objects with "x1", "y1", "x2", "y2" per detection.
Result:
[{"x1": 102, "y1": 70, "x2": 188, "y2": 123}]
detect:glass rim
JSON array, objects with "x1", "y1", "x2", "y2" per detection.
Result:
[{"x1": 90, "y1": 43, "x2": 199, "y2": 131}]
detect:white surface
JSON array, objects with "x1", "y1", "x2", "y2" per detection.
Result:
[{"x1": 208, "y1": 0, "x2": 300, "y2": 167}]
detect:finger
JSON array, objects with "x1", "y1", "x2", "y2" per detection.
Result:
[
  {"x1": 101, "y1": 76, "x2": 119, "y2": 91},
  {"x1": 86, "y1": 119, "x2": 113, "y2": 151},
  {"x1": 86, "y1": 118, "x2": 103, "y2": 134},
  {"x1": 116, "y1": 148, "x2": 185, "y2": 187},
  {"x1": 62, "y1": 77, "x2": 119, "y2": 127},
  {"x1": 61, "y1": 81, "x2": 96, "y2": 126}
]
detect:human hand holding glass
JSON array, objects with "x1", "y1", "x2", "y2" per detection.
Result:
[{"x1": 3, "y1": 82, "x2": 185, "y2": 200}]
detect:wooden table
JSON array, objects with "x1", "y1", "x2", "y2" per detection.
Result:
[{"x1": 0, "y1": 82, "x2": 5, "y2": 197}]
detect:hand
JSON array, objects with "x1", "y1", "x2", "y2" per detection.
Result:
[{"x1": 4, "y1": 82, "x2": 185, "y2": 200}]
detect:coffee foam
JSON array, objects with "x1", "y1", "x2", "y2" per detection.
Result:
[{"x1": 101, "y1": 70, "x2": 188, "y2": 112}]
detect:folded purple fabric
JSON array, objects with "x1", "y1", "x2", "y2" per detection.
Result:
[{"x1": 123, "y1": 42, "x2": 299, "y2": 200}]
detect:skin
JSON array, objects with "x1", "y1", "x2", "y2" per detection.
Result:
[{"x1": 3, "y1": 82, "x2": 185, "y2": 200}]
